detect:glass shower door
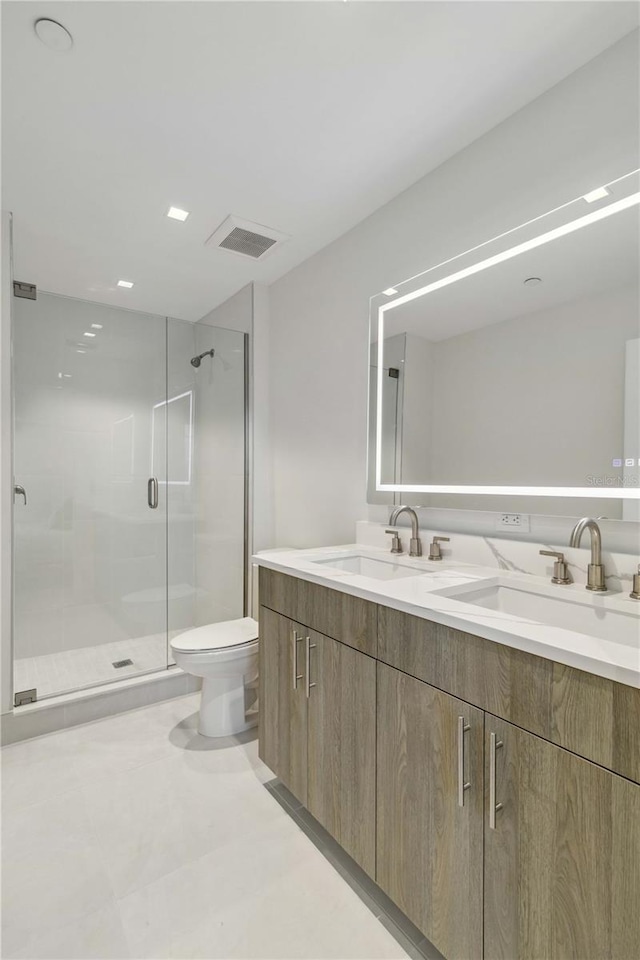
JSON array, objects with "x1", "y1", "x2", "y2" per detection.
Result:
[{"x1": 12, "y1": 293, "x2": 168, "y2": 702}]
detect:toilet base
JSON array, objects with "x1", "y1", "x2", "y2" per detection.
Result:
[{"x1": 198, "y1": 674, "x2": 257, "y2": 738}]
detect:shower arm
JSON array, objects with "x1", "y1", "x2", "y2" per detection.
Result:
[{"x1": 191, "y1": 349, "x2": 215, "y2": 368}]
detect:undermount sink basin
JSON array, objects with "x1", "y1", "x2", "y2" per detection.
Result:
[
  {"x1": 439, "y1": 582, "x2": 639, "y2": 647},
  {"x1": 311, "y1": 554, "x2": 425, "y2": 581}
]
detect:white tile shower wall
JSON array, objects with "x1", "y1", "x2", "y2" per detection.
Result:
[
  {"x1": 192, "y1": 316, "x2": 247, "y2": 628},
  {"x1": 265, "y1": 33, "x2": 640, "y2": 553},
  {"x1": 167, "y1": 318, "x2": 198, "y2": 643}
]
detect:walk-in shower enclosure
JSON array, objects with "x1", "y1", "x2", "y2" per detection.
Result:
[{"x1": 11, "y1": 292, "x2": 247, "y2": 702}]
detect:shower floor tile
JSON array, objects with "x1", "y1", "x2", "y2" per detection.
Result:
[
  {"x1": 1, "y1": 694, "x2": 420, "y2": 960},
  {"x1": 13, "y1": 633, "x2": 173, "y2": 701}
]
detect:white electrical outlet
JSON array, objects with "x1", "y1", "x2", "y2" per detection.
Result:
[{"x1": 496, "y1": 513, "x2": 530, "y2": 532}]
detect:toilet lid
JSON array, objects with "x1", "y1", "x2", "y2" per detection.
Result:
[{"x1": 171, "y1": 617, "x2": 259, "y2": 652}]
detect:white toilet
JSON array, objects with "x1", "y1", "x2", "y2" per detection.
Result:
[{"x1": 170, "y1": 617, "x2": 259, "y2": 738}]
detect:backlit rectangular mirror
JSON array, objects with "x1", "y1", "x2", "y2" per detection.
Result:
[{"x1": 368, "y1": 170, "x2": 640, "y2": 518}]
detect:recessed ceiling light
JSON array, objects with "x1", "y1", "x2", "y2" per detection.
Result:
[
  {"x1": 583, "y1": 186, "x2": 610, "y2": 203},
  {"x1": 76, "y1": 349, "x2": 86, "y2": 354},
  {"x1": 34, "y1": 18, "x2": 73, "y2": 52},
  {"x1": 91, "y1": 323, "x2": 103, "y2": 329},
  {"x1": 523, "y1": 277, "x2": 542, "y2": 286},
  {"x1": 383, "y1": 288, "x2": 398, "y2": 296},
  {"x1": 117, "y1": 280, "x2": 134, "y2": 288},
  {"x1": 63, "y1": 373, "x2": 72, "y2": 378},
  {"x1": 83, "y1": 331, "x2": 96, "y2": 338},
  {"x1": 167, "y1": 206, "x2": 190, "y2": 222}
]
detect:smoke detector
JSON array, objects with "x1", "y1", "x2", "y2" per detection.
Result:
[{"x1": 205, "y1": 215, "x2": 289, "y2": 261}]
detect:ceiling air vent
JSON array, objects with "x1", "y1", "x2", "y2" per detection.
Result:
[{"x1": 205, "y1": 215, "x2": 289, "y2": 261}]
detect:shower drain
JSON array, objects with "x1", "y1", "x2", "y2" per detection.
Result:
[{"x1": 112, "y1": 659, "x2": 134, "y2": 669}]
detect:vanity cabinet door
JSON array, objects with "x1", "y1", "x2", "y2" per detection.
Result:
[
  {"x1": 484, "y1": 715, "x2": 640, "y2": 960},
  {"x1": 376, "y1": 662, "x2": 484, "y2": 960},
  {"x1": 259, "y1": 606, "x2": 308, "y2": 805},
  {"x1": 307, "y1": 632, "x2": 376, "y2": 877}
]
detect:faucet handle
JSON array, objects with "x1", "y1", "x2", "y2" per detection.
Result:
[
  {"x1": 385, "y1": 529, "x2": 403, "y2": 555},
  {"x1": 428, "y1": 536, "x2": 450, "y2": 561},
  {"x1": 540, "y1": 550, "x2": 572, "y2": 585},
  {"x1": 630, "y1": 564, "x2": 640, "y2": 600}
]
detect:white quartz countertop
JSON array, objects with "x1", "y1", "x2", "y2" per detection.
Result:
[{"x1": 254, "y1": 544, "x2": 640, "y2": 689}]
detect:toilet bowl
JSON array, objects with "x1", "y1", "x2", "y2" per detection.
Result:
[{"x1": 170, "y1": 617, "x2": 259, "y2": 737}]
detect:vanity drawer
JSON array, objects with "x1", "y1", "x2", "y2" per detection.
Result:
[
  {"x1": 378, "y1": 605, "x2": 640, "y2": 784},
  {"x1": 259, "y1": 568, "x2": 377, "y2": 657}
]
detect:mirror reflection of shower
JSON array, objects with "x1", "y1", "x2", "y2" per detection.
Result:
[{"x1": 190, "y1": 348, "x2": 215, "y2": 368}]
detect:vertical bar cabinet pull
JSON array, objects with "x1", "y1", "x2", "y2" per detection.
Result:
[
  {"x1": 291, "y1": 629, "x2": 303, "y2": 690},
  {"x1": 457, "y1": 715, "x2": 471, "y2": 807},
  {"x1": 489, "y1": 731, "x2": 504, "y2": 829},
  {"x1": 305, "y1": 635, "x2": 316, "y2": 698}
]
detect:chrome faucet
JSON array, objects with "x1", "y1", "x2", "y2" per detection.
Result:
[
  {"x1": 389, "y1": 506, "x2": 422, "y2": 557},
  {"x1": 569, "y1": 518, "x2": 607, "y2": 592}
]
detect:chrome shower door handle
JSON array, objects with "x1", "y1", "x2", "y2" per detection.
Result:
[
  {"x1": 147, "y1": 477, "x2": 159, "y2": 509},
  {"x1": 457, "y1": 716, "x2": 471, "y2": 807},
  {"x1": 14, "y1": 484, "x2": 27, "y2": 505},
  {"x1": 489, "y1": 731, "x2": 504, "y2": 829}
]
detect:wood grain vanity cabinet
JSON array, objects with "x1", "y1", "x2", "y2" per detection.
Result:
[
  {"x1": 259, "y1": 606, "x2": 309, "y2": 804},
  {"x1": 259, "y1": 600, "x2": 376, "y2": 876},
  {"x1": 258, "y1": 568, "x2": 640, "y2": 960},
  {"x1": 377, "y1": 663, "x2": 484, "y2": 960},
  {"x1": 307, "y1": 628, "x2": 376, "y2": 876},
  {"x1": 484, "y1": 715, "x2": 640, "y2": 960}
]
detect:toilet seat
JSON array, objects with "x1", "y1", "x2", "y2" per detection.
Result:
[{"x1": 171, "y1": 617, "x2": 259, "y2": 653}]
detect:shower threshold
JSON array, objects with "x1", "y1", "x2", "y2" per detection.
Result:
[
  {"x1": 14, "y1": 633, "x2": 176, "y2": 702},
  {"x1": 3, "y1": 664, "x2": 200, "y2": 746}
]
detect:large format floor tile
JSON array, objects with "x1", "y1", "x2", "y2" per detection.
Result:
[
  {"x1": 1, "y1": 693, "x2": 412, "y2": 960},
  {"x1": 1, "y1": 791, "x2": 114, "y2": 957},
  {"x1": 1, "y1": 725, "x2": 83, "y2": 814},
  {"x1": 10, "y1": 903, "x2": 131, "y2": 960}
]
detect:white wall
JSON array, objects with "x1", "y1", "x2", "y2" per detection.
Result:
[
  {"x1": 266, "y1": 32, "x2": 640, "y2": 550},
  {"x1": 251, "y1": 283, "x2": 273, "y2": 554}
]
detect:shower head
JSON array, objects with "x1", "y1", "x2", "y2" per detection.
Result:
[{"x1": 191, "y1": 348, "x2": 215, "y2": 368}]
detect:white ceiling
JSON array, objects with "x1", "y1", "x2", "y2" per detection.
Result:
[{"x1": 3, "y1": 1, "x2": 638, "y2": 321}]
